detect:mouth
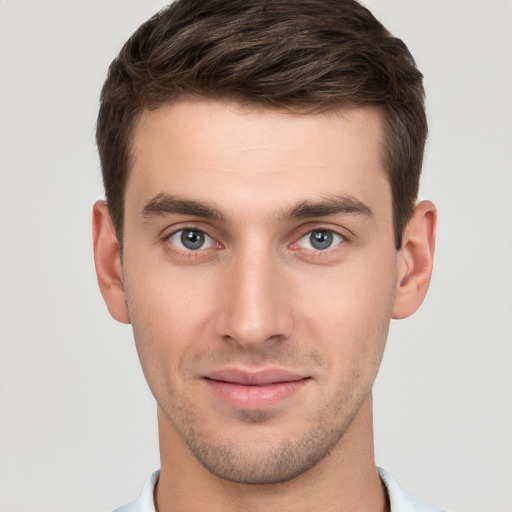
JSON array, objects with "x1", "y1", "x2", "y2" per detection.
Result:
[{"x1": 202, "y1": 368, "x2": 311, "y2": 410}]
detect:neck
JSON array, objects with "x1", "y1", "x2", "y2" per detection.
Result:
[{"x1": 155, "y1": 395, "x2": 389, "y2": 512}]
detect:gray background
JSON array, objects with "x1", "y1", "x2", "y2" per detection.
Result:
[{"x1": 0, "y1": 1, "x2": 511, "y2": 511}]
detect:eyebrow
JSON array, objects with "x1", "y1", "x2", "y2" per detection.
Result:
[
  {"x1": 140, "y1": 192, "x2": 373, "y2": 223},
  {"x1": 141, "y1": 193, "x2": 226, "y2": 221},
  {"x1": 281, "y1": 195, "x2": 374, "y2": 221}
]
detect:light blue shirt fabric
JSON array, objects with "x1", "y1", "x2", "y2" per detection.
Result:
[{"x1": 112, "y1": 467, "x2": 445, "y2": 512}]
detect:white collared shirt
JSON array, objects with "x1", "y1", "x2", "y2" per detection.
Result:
[{"x1": 112, "y1": 467, "x2": 445, "y2": 512}]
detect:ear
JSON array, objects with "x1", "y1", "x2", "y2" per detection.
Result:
[
  {"x1": 392, "y1": 200, "x2": 437, "y2": 319},
  {"x1": 92, "y1": 200, "x2": 131, "y2": 324}
]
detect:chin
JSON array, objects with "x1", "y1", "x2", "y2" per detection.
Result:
[{"x1": 176, "y1": 411, "x2": 353, "y2": 485}]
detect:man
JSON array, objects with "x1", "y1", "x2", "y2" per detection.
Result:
[{"x1": 92, "y1": 0, "x2": 440, "y2": 510}]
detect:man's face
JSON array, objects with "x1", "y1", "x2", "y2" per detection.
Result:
[{"x1": 122, "y1": 100, "x2": 399, "y2": 484}]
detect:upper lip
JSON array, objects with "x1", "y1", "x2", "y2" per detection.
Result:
[{"x1": 203, "y1": 368, "x2": 308, "y2": 386}]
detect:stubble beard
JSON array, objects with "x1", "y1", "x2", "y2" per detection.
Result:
[
  {"x1": 161, "y1": 380, "x2": 370, "y2": 485},
  {"x1": 135, "y1": 312, "x2": 391, "y2": 486}
]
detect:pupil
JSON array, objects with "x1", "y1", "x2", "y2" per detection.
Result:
[
  {"x1": 181, "y1": 230, "x2": 204, "y2": 250},
  {"x1": 310, "y1": 230, "x2": 332, "y2": 250}
]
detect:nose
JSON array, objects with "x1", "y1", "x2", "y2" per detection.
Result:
[{"x1": 214, "y1": 242, "x2": 294, "y2": 349}]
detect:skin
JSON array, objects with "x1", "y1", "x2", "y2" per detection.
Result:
[{"x1": 93, "y1": 99, "x2": 436, "y2": 512}]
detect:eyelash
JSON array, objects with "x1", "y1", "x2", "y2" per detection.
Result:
[
  {"x1": 295, "y1": 229, "x2": 344, "y2": 251},
  {"x1": 164, "y1": 228, "x2": 220, "y2": 257},
  {"x1": 162, "y1": 226, "x2": 347, "y2": 260}
]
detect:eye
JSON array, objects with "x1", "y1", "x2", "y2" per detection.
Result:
[
  {"x1": 167, "y1": 229, "x2": 215, "y2": 251},
  {"x1": 297, "y1": 229, "x2": 344, "y2": 251}
]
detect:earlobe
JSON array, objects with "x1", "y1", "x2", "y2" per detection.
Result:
[
  {"x1": 92, "y1": 200, "x2": 131, "y2": 324},
  {"x1": 392, "y1": 201, "x2": 437, "y2": 319}
]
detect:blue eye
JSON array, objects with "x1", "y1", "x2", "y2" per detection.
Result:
[
  {"x1": 168, "y1": 229, "x2": 215, "y2": 251},
  {"x1": 297, "y1": 229, "x2": 343, "y2": 251}
]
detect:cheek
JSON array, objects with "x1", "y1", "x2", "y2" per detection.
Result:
[
  {"x1": 295, "y1": 258, "x2": 396, "y2": 330},
  {"x1": 123, "y1": 259, "x2": 218, "y2": 391},
  {"x1": 290, "y1": 254, "x2": 396, "y2": 371},
  {"x1": 125, "y1": 245, "x2": 215, "y2": 329}
]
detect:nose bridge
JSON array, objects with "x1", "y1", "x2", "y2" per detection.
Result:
[{"x1": 216, "y1": 236, "x2": 292, "y2": 347}]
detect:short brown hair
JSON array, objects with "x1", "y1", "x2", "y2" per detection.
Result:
[{"x1": 97, "y1": 0, "x2": 427, "y2": 249}]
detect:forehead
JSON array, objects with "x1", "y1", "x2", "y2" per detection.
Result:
[{"x1": 126, "y1": 99, "x2": 390, "y2": 221}]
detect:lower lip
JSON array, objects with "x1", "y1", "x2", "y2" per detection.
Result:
[{"x1": 204, "y1": 378, "x2": 309, "y2": 410}]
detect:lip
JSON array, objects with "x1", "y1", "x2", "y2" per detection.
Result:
[{"x1": 202, "y1": 368, "x2": 310, "y2": 410}]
